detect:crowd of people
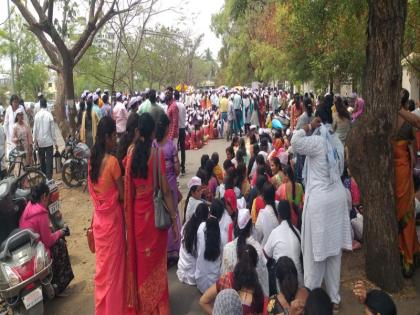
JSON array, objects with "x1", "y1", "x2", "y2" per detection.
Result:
[{"x1": 1, "y1": 85, "x2": 419, "y2": 315}]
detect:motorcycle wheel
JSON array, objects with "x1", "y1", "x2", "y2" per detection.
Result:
[
  {"x1": 18, "y1": 169, "x2": 47, "y2": 190},
  {"x1": 62, "y1": 160, "x2": 83, "y2": 187}
]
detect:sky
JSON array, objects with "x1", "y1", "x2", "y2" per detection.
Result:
[
  {"x1": 0, "y1": 0, "x2": 225, "y2": 69},
  {"x1": 151, "y1": 0, "x2": 225, "y2": 57}
]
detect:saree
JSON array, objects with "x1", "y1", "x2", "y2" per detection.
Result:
[
  {"x1": 394, "y1": 140, "x2": 420, "y2": 272},
  {"x1": 88, "y1": 156, "x2": 126, "y2": 315},
  {"x1": 124, "y1": 146, "x2": 170, "y2": 315}
]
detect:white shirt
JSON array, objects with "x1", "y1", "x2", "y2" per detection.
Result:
[
  {"x1": 4, "y1": 105, "x2": 28, "y2": 143},
  {"x1": 177, "y1": 226, "x2": 197, "y2": 285},
  {"x1": 221, "y1": 236, "x2": 269, "y2": 296},
  {"x1": 291, "y1": 129, "x2": 352, "y2": 261},
  {"x1": 195, "y1": 222, "x2": 223, "y2": 293},
  {"x1": 185, "y1": 197, "x2": 203, "y2": 223},
  {"x1": 255, "y1": 204, "x2": 279, "y2": 246},
  {"x1": 264, "y1": 220, "x2": 303, "y2": 285},
  {"x1": 177, "y1": 101, "x2": 186, "y2": 129},
  {"x1": 33, "y1": 108, "x2": 56, "y2": 148},
  {"x1": 219, "y1": 210, "x2": 233, "y2": 247}
]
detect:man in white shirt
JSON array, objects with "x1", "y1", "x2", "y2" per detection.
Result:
[
  {"x1": 33, "y1": 98, "x2": 57, "y2": 179},
  {"x1": 175, "y1": 91, "x2": 186, "y2": 175},
  {"x1": 4, "y1": 95, "x2": 28, "y2": 156},
  {"x1": 112, "y1": 92, "x2": 128, "y2": 136}
]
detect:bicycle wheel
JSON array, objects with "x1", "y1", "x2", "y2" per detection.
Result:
[{"x1": 18, "y1": 169, "x2": 47, "y2": 189}]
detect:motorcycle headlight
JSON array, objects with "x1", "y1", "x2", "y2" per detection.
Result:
[
  {"x1": 2, "y1": 264, "x2": 21, "y2": 287},
  {"x1": 34, "y1": 243, "x2": 47, "y2": 273}
]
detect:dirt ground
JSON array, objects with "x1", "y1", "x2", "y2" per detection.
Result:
[{"x1": 44, "y1": 139, "x2": 420, "y2": 315}]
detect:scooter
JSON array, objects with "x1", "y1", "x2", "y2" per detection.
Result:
[
  {"x1": 0, "y1": 175, "x2": 58, "y2": 315},
  {"x1": 61, "y1": 136, "x2": 90, "y2": 188}
]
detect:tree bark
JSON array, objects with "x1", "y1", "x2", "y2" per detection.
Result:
[{"x1": 347, "y1": 0, "x2": 406, "y2": 292}]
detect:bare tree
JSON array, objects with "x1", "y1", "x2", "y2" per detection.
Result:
[{"x1": 12, "y1": 0, "x2": 146, "y2": 135}]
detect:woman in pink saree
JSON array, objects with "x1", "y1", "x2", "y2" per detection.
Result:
[
  {"x1": 88, "y1": 116, "x2": 126, "y2": 315},
  {"x1": 124, "y1": 112, "x2": 180, "y2": 314}
]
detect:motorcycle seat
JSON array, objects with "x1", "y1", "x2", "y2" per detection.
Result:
[
  {"x1": 15, "y1": 188, "x2": 31, "y2": 200},
  {"x1": 0, "y1": 229, "x2": 31, "y2": 254}
]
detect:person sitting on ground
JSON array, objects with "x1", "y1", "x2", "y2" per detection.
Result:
[
  {"x1": 212, "y1": 152, "x2": 224, "y2": 183},
  {"x1": 177, "y1": 203, "x2": 209, "y2": 285},
  {"x1": 238, "y1": 138, "x2": 249, "y2": 164},
  {"x1": 217, "y1": 168, "x2": 241, "y2": 199},
  {"x1": 353, "y1": 280, "x2": 397, "y2": 315},
  {"x1": 221, "y1": 208, "x2": 269, "y2": 296},
  {"x1": 250, "y1": 175, "x2": 267, "y2": 223},
  {"x1": 206, "y1": 159, "x2": 219, "y2": 198},
  {"x1": 184, "y1": 176, "x2": 203, "y2": 223},
  {"x1": 212, "y1": 289, "x2": 244, "y2": 315},
  {"x1": 255, "y1": 182, "x2": 279, "y2": 246},
  {"x1": 248, "y1": 143, "x2": 260, "y2": 178},
  {"x1": 200, "y1": 154, "x2": 211, "y2": 173},
  {"x1": 20, "y1": 182, "x2": 74, "y2": 295},
  {"x1": 231, "y1": 135, "x2": 240, "y2": 152},
  {"x1": 264, "y1": 201, "x2": 303, "y2": 286},
  {"x1": 234, "y1": 149, "x2": 246, "y2": 166},
  {"x1": 223, "y1": 159, "x2": 235, "y2": 177},
  {"x1": 275, "y1": 165, "x2": 304, "y2": 228},
  {"x1": 270, "y1": 157, "x2": 284, "y2": 189},
  {"x1": 266, "y1": 256, "x2": 309, "y2": 315},
  {"x1": 200, "y1": 244, "x2": 265, "y2": 315},
  {"x1": 226, "y1": 146, "x2": 236, "y2": 166},
  {"x1": 195, "y1": 199, "x2": 228, "y2": 293},
  {"x1": 304, "y1": 288, "x2": 333, "y2": 315},
  {"x1": 237, "y1": 162, "x2": 251, "y2": 199},
  {"x1": 251, "y1": 155, "x2": 269, "y2": 187}
]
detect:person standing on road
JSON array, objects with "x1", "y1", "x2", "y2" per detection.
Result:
[
  {"x1": 100, "y1": 93, "x2": 112, "y2": 118},
  {"x1": 233, "y1": 91, "x2": 243, "y2": 136},
  {"x1": 4, "y1": 94, "x2": 28, "y2": 156},
  {"x1": 112, "y1": 92, "x2": 128, "y2": 137},
  {"x1": 80, "y1": 94, "x2": 100, "y2": 147},
  {"x1": 166, "y1": 87, "x2": 179, "y2": 145},
  {"x1": 124, "y1": 112, "x2": 179, "y2": 314},
  {"x1": 88, "y1": 116, "x2": 126, "y2": 315},
  {"x1": 176, "y1": 90, "x2": 187, "y2": 175},
  {"x1": 33, "y1": 98, "x2": 57, "y2": 180},
  {"x1": 219, "y1": 93, "x2": 229, "y2": 139}
]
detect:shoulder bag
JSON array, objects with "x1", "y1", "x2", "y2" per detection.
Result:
[
  {"x1": 86, "y1": 214, "x2": 95, "y2": 253},
  {"x1": 153, "y1": 147, "x2": 171, "y2": 229}
]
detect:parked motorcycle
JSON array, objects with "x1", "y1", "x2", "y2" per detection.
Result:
[
  {"x1": 61, "y1": 135, "x2": 91, "y2": 188},
  {"x1": 0, "y1": 175, "x2": 54, "y2": 315}
]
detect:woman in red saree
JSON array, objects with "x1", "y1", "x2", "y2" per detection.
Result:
[
  {"x1": 87, "y1": 116, "x2": 126, "y2": 315},
  {"x1": 124, "y1": 112, "x2": 180, "y2": 314}
]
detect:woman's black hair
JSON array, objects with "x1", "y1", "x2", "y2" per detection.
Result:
[
  {"x1": 401, "y1": 88, "x2": 410, "y2": 107},
  {"x1": 223, "y1": 159, "x2": 234, "y2": 172},
  {"x1": 283, "y1": 165, "x2": 296, "y2": 203},
  {"x1": 365, "y1": 289, "x2": 397, "y2": 315},
  {"x1": 204, "y1": 199, "x2": 224, "y2": 261},
  {"x1": 86, "y1": 99, "x2": 93, "y2": 120},
  {"x1": 200, "y1": 154, "x2": 210, "y2": 170},
  {"x1": 235, "y1": 219, "x2": 252, "y2": 259},
  {"x1": 131, "y1": 112, "x2": 155, "y2": 178},
  {"x1": 277, "y1": 200, "x2": 301, "y2": 244},
  {"x1": 303, "y1": 97, "x2": 313, "y2": 117},
  {"x1": 275, "y1": 256, "x2": 299, "y2": 304},
  {"x1": 90, "y1": 116, "x2": 116, "y2": 183},
  {"x1": 211, "y1": 152, "x2": 219, "y2": 165},
  {"x1": 224, "y1": 168, "x2": 237, "y2": 190},
  {"x1": 252, "y1": 143, "x2": 260, "y2": 156},
  {"x1": 239, "y1": 138, "x2": 246, "y2": 153},
  {"x1": 233, "y1": 244, "x2": 264, "y2": 312},
  {"x1": 236, "y1": 162, "x2": 247, "y2": 188},
  {"x1": 156, "y1": 113, "x2": 170, "y2": 142},
  {"x1": 117, "y1": 112, "x2": 139, "y2": 167},
  {"x1": 335, "y1": 96, "x2": 351, "y2": 120},
  {"x1": 249, "y1": 134, "x2": 258, "y2": 145},
  {"x1": 260, "y1": 138, "x2": 269, "y2": 152},
  {"x1": 196, "y1": 168, "x2": 209, "y2": 185},
  {"x1": 256, "y1": 175, "x2": 266, "y2": 195},
  {"x1": 316, "y1": 103, "x2": 333, "y2": 125},
  {"x1": 262, "y1": 182, "x2": 277, "y2": 217},
  {"x1": 235, "y1": 149, "x2": 245, "y2": 164},
  {"x1": 183, "y1": 185, "x2": 200, "y2": 224},
  {"x1": 183, "y1": 203, "x2": 209, "y2": 256},
  {"x1": 205, "y1": 159, "x2": 215, "y2": 179},
  {"x1": 256, "y1": 154, "x2": 266, "y2": 166},
  {"x1": 10, "y1": 94, "x2": 19, "y2": 105},
  {"x1": 31, "y1": 182, "x2": 50, "y2": 203},
  {"x1": 408, "y1": 99, "x2": 416, "y2": 112},
  {"x1": 304, "y1": 288, "x2": 333, "y2": 315},
  {"x1": 256, "y1": 165, "x2": 266, "y2": 177},
  {"x1": 231, "y1": 135, "x2": 239, "y2": 147}
]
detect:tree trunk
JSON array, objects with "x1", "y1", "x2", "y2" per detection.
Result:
[
  {"x1": 347, "y1": 0, "x2": 406, "y2": 292},
  {"x1": 54, "y1": 60, "x2": 77, "y2": 139}
]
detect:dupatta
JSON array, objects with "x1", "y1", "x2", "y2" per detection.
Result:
[{"x1": 123, "y1": 145, "x2": 139, "y2": 312}]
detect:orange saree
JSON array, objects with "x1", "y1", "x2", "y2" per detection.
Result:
[
  {"x1": 124, "y1": 146, "x2": 170, "y2": 315},
  {"x1": 394, "y1": 140, "x2": 420, "y2": 273}
]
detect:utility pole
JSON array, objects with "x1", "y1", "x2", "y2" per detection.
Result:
[{"x1": 7, "y1": 0, "x2": 15, "y2": 92}]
